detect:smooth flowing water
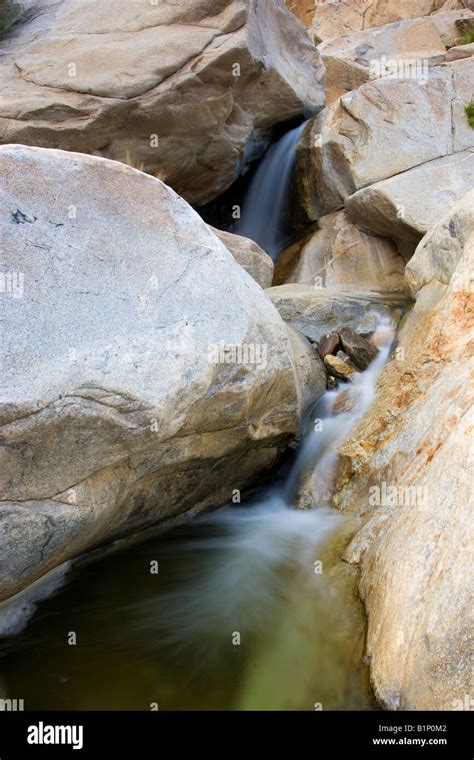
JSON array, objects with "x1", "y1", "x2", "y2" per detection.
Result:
[
  {"x1": 235, "y1": 122, "x2": 306, "y2": 258},
  {"x1": 0, "y1": 320, "x2": 394, "y2": 711}
]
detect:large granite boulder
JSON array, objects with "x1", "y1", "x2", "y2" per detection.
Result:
[
  {"x1": 345, "y1": 150, "x2": 474, "y2": 245},
  {"x1": 295, "y1": 63, "x2": 474, "y2": 223},
  {"x1": 0, "y1": 0, "x2": 325, "y2": 206},
  {"x1": 210, "y1": 226, "x2": 274, "y2": 288},
  {"x1": 0, "y1": 144, "x2": 325, "y2": 602}
]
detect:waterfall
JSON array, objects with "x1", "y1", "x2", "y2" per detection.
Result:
[
  {"x1": 0, "y1": 318, "x2": 394, "y2": 646},
  {"x1": 121, "y1": 317, "x2": 395, "y2": 652},
  {"x1": 0, "y1": 115, "x2": 397, "y2": 707},
  {"x1": 235, "y1": 121, "x2": 306, "y2": 259},
  {"x1": 0, "y1": 320, "x2": 395, "y2": 709}
]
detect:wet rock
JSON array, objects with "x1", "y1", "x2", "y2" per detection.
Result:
[
  {"x1": 318, "y1": 332, "x2": 341, "y2": 359},
  {"x1": 331, "y1": 388, "x2": 359, "y2": 415},
  {"x1": 324, "y1": 354, "x2": 357, "y2": 380},
  {"x1": 265, "y1": 284, "x2": 399, "y2": 343},
  {"x1": 369, "y1": 326, "x2": 395, "y2": 348},
  {"x1": 339, "y1": 328, "x2": 379, "y2": 370},
  {"x1": 336, "y1": 349, "x2": 352, "y2": 363}
]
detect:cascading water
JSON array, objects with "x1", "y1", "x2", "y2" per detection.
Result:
[
  {"x1": 0, "y1": 108, "x2": 396, "y2": 709},
  {"x1": 0, "y1": 318, "x2": 395, "y2": 710},
  {"x1": 235, "y1": 121, "x2": 306, "y2": 259},
  {"x1": 130, "y1": 316, "x2": 395, "y2": 651},
  {"x1": 284, "y1": 317, "x2": 395, "y2": 506}
]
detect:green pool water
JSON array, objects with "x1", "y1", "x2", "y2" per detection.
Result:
[{"x1": 0, "y1": 496, "x2": 376, "y2": 711}]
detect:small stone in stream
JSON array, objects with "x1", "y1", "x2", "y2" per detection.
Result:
[
  {"x1": 339, "y1": 327, "x2": 379, "y2": 370},
  {"x1": 318, "y1": 332, "x2": 341, "y2": 359},
  {"x1": 327, "y1": 375, "x2": 337, "y2": 391},
  {"x1": 324, "y1": 354, "x2": 357, "y2": 380}
]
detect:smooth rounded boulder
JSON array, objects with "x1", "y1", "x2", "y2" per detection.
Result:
[
  {"x1": 0, "y1": 145, "x2": 325, "y2": 602},
  {"x1": 0, "y1": 0, "x2": 325, "y2": 206}
]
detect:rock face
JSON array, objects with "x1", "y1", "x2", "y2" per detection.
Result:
[
  {"x1": 307, "y1": 1, "x2": 462, "y2": 42},
  {"x1": 0, "y1": 145, "x2": 325, "y2": 602},
  {"x1": 339, "y1": 328, "x2": 379, "y2": 369},
  {"x1": 265, "y1": 284, "x2": 403, "y2": 343},
  {"x1": 295, "y1": 58, "x2": 474, "y2": 224},
  {"x1": 405, "y1": 186, "x2": 474, "y2": 290},
  {"x1": 346, "y1": 150, "x2": 474, "y2": 245},
  {"x1": 283, "y1": 0, "x2": 316, "y2": 27},
  {"x1": 273, "y1": 210, "x2": 408, "y2": 292},
  {"x1": 319, "y1": 10, "x2": 474, "y2": 100},
  {"x1": 296, "y1": 67, "x2": 461, "y2": 219},
  {"x1": 334, "y1": 190, "x2": 474, "y2": 709},
  {"x1": 0, "y1": 0, "x2": 325, "y2": 207},
  {"x1": 210, "y1": 226, "x2": 274, "y2": 288},
  {"x1": 284, "y1": 0, "x2": 474, "y2": 40},
  {"x1": 324, "y1": 354, "x2": 356, "y2": 379}
]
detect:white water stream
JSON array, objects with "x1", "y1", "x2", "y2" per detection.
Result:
[
  {"x1": 235, "y1": 121, "x2": 306, "y2": 258},
  {"x1": 0, "y1": 120, "x2": 397, "y2": 708},
  {"x1": 129, "y1": 317, "x2": 395, "y2": 651}
]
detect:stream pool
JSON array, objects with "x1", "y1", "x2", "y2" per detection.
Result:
[
  {"x1": 0, "y1": 496, "x2": 375, "y2": 711},
  {"x1": 0, "y1": 316, "x2": 397, "y2": 712}
]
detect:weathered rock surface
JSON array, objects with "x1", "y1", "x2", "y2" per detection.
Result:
[
  {"x1": 318, "y1": 332, "x2": 342, "y2": 359},
  {"x1": 210, "y1": 226, "x2": 274, "y2": 288},
  {"x1": 331, "y1": 387, "x2": 359, "y2": 414},
  {"x1": 0, "y1": 0, "x2": 325, "y2": 206},
  {"x1": 265, "y1": 284, "x2": 403, "y2": 343},
  {"x1": 405, "y1": 186, "x2": 474, "y2": 290},
  {"x1": 274, "y1": 210, "x2": 408, "y2": 292},
  {"x1": 283, "y1": 0, "x2": 317, "y2": 28},
  {"x1": 295, "y1": 64, "x2": 473, "y2": 222},
  {"x1": 439, "y1": 0, "x2": 474, "y2": 10},
  {"x1": 284, "y1": 0, "x2": 474, "y2": 40},
  {"x1": 308, "y1": 1, "x2": 464, "y2": 42},
  {"x1": 450, "y1": 57, "x2": 474, "y2": 152},
  {"x1": 0, "y1": 145, "x2": 325, "y2": 602},
  {"x1": 324, "y1": 354, "x2": 356, "y2": 379},
  {"x1": 345, "y1": 150, "x2": 474, "y2": 244},
  {"x1": 334, "y1": 190, "x2": 474, "y2": 709},
  {"x1": 286, "y1": 324, "x2": 328, "y2": 413},
  {"x1": 339, "y1": 328, "x2": 379, "y2": 369},
  {"x1": 446, "y1": 40, "x2": 474, "y2": 59},
  {"x1": 318, "y1": 11, "x2": 473, "y2": 100}
]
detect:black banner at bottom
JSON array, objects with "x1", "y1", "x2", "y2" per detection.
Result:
[{"x1": 0, "y1": 710, "x2": 471, "y2": 758}]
